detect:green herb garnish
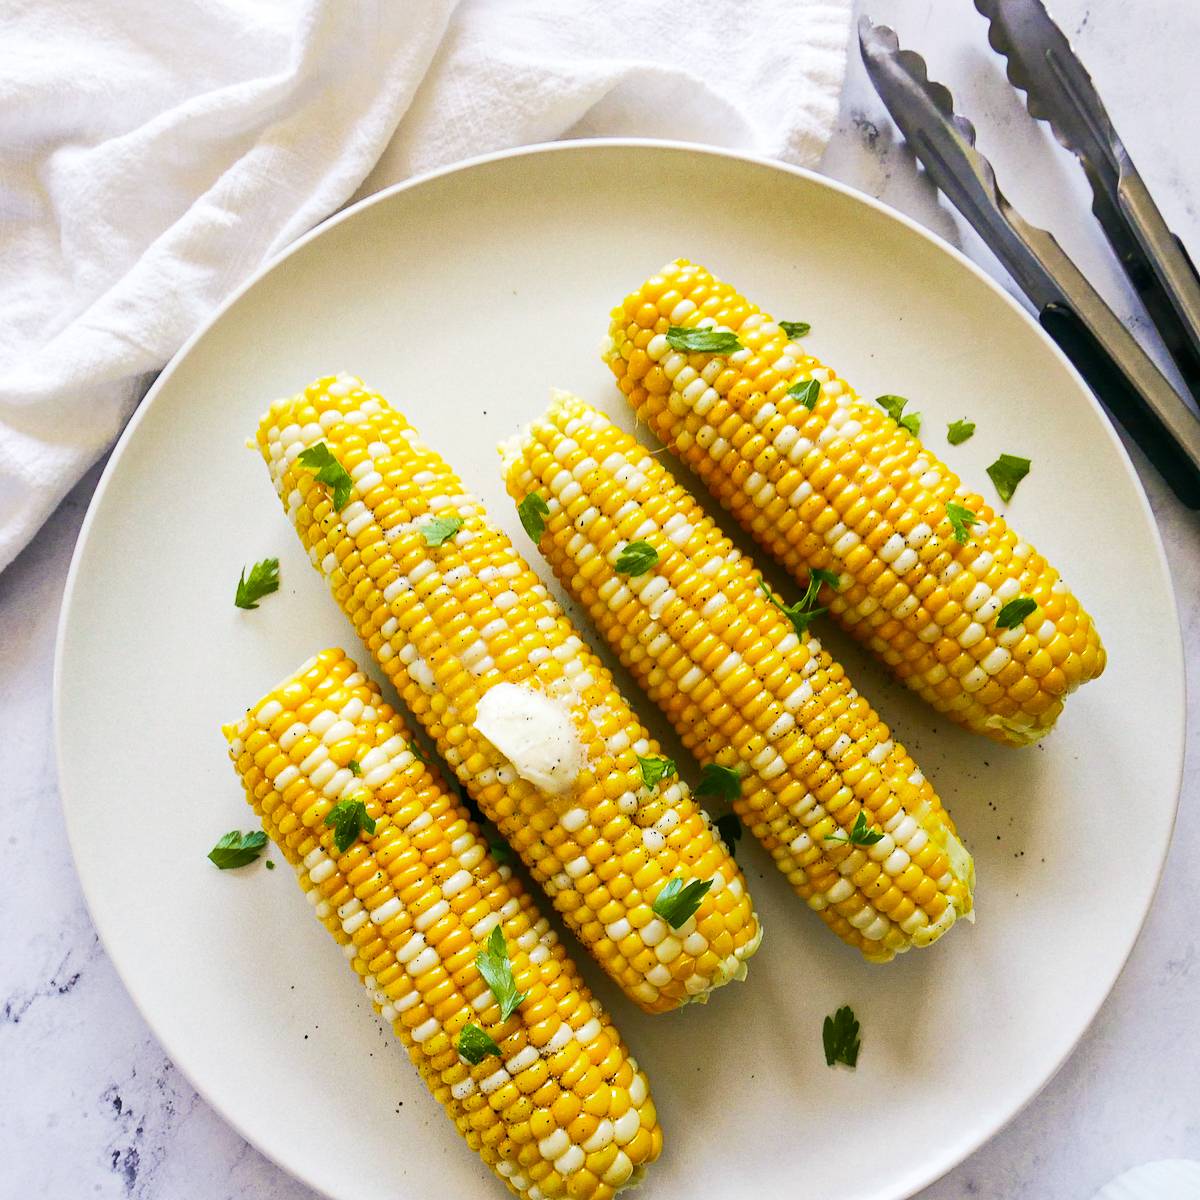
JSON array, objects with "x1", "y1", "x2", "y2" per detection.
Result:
[
  {"x1": 476, "y1": 926, "x2": 527, "y2": 1021},
  {"x1": 652, "y1": 877, "x2": 714, "y2": 929},
  {"x1": 407, "y1": 740, "x2": 429, "y2": 764},
  {"x1": 665, "y1": 327, "x2": 742, "y2": 355},
  {"x1": 696, "y1": 764, "x2": 742, "y2": 804},
  {"x1": 517, "y1": 492, "x2": 550, "y2": 541},
  {"x1": 324, "y1": 795, "x2": 376, "y2": 853},
  {"x1": 234, "y1": 557, "x2": 280, "y2": 610},
  {"x1": 715, "y1": 812, "x2": 743, "y2": 859},
  {"x1": 946, "y1": 501, "x2": 980, "y2": 545},
  {"x1": 987, "y1": 453, "x2": 1031, "y2": 502},
  {"x1": 488, "y1": 837, "x2": 514, "y2": 867},
  {"x1": 996, "y1": 597, "x2": 1038, "y2": 629},
  {"x1": 457, "y1": 1022, "x2": 502, "y2": 1065},
  {"x1": 298, "y1": 442, "x2": 353, "y2": 510},
  {"x1": 823, "y1": 1005, "x2": 861, "y2": 1068},
  {"x1": 824, "y1": 811, "x2": 884, "y2": 847},
  {"x1": 615, "y1": 540, "x2": 659, "y2": 576},
  {"x1": 759, "y1": 568, "x2": 839, "y2": 637},
  {"x1": 422, "y1": 515, "x2": 464, "y2": 546},
  {"x1": 348, "y1": 760, "x2": 363, "y2": 776},
  {"x1": 780, "y1": 320, "x2": 811, "y2": 339},
  {"x1": 207, "y1": 830, "x2": 269, "y2": 870},
  {"x1": 947, "y1": 418, "x2": 976, "y2": 445},
  {"x1": 638, "y1": 755, "x2": 677, "y2": 790},
  {"x1": 875, "y1": 394, "x2": 921, "y2": 437},
  {"x1": 264, "y1": 859, "x2": 276, "y2": 870},
  {"x1": 787, "y1": 379, "x2": 822, "y2": 410}
]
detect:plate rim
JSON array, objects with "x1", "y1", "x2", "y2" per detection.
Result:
[{"x1": 53, "y1": 136, "x2": 1187, "y2": 1200}]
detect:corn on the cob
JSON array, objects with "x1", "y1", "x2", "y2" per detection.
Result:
[
  {"x1": 502, "y1": 395, "x2": 973, "y2": 961},
  {"x1": 256, "y1": 376, "x2": 761, "y2": 1013},
  {"x1": 606, "y1": 259, "x2": 1105, "y2": 746},
  {"x1": 223, "y1": 648, "x2": 661, "y2": 1200}
]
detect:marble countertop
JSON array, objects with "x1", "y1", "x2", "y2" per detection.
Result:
[{"x1": 4, "y1": 1, "x2": 1197, "y2": 1197}]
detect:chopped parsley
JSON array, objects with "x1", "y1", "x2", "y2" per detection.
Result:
[
  {"x1": 348, "y1": 760, "x2": 363, "y2": 776},
  {"x1": 760, "y1": 568, "x2": 839, "y2": 637},
  {"x1": 715, "y1": 812, "x2": 743, "y2": 859},
  {"x1": 947, "y1": 418, "x2": 976, "y2": 445},
  {"x1": 823, "y1": 1005, "x2": 861, "y2": 1068},
  {"x1": 488, "y1": 837, "x2": 514, "y2": 867},
  {"x1": 234, "y1": 557, "x2": 280, "y2": 610},
  {"x1": 638, "y1": 755, "x2": 677, "y2": 790},
  {"x1": 264, "y1": 859, "x2": 276, "y2": 870},
  {"x1": 665, "y1": 326, "x2": 742, "y2": 355},
  {"x1": 653, "y1": 876, "x2": 714, "y2": 929},
  {"x1": 875, "y1": 394, "x2": 921, "y2": 437},
  {"x1": 324, "y1": 795, "x2": 376, "y2": 853},
  {"x1": 824, "y1": 811, "x2": 884, "y2": 848},
  {"x1": 407, "y1": 740, "x2": 429, "y2": 764},
  {"x1": 207, "y1": 829, "x2": 268, "y2": 869},
  {"x1": 476, "y1": 926, "x2": 527, "y2": 1021},
  {"x1": 787, "y1": 379, "x2": 822, "y2": 410},
  {"x1": 696, "y1": 763, "x2": 741, "y2": 804},
  {"x1": 518, "y1": 492, "x2": 549, "y2": 541},
  {"x1": 615, "y1": 540, "x2": 659, "y2": 576},
  {"x1": 946, "y1": 501, "x2": 981, "y2": 545},
  {"x1": 297, "y1": 442, "x2": 353, "y2": 510},
  {"x1": 996, "y1": 596, "x2": 1038, "y2": 629},
  {"x1": 987, "y1": 453, "x2": 1031, "y2": 502},
  {"x1": 457, "y1": 1022, "x2": 502, "y2": 1065},
  {"x1": 779, "y1": 320, "x2": 811, "y2": 339},
  {"x1": 422, "y1": 515, "x2": 463, "y2": 546}
]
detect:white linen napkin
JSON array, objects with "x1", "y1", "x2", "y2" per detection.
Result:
[{"x1": 0, "y1": 0, "x2": 851, "y2": 573}]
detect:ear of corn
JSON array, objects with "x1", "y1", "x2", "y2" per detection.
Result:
[
  {"x1": 223, "y1": 649, "x2": 661, "y2": 1200},
  {"x1": 502, "y1": 395, "x2": 973, "y2": 961},
  {"x1": 605, "y1": 259, "x2": 1105, "y2": 747},
  {"x1": 255, "y1": 376, "x2": 761, "y2": 1014}
]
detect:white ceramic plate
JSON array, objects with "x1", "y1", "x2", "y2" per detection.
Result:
[{"x1": 56, "y1": 141, "x2": 1184, "y2": 1200}]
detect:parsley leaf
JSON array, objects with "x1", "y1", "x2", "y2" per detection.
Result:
[
  {"x1": 234, "y1": 557, "x2": 280, "y2": 610},
  {"x1": 666, "y1": 326, "x2": 742, "y2": 354},
  {"x1": 787, "y1": 379, "x2": 822, "y2": 410},
  {"x1": 780, "y1": 320, "x2": 811, "y2": 339},
  {"x1": 615, "y1": 540, "x2": 659, "y2": 576},
  {"x1": 476, "y1": 926, "x2": 527, "y2": 1021},
  {"x1": 947, "y1": 418, "x2": 976, "y2": 445},
  {"x1": 518, "y1": 492, "x2": 549, "y2": 541},
  {"x1": 422, "y1": 515, "x2": 463, "y2": 546},
  {"x1": 457, "y1": 1022, "x2": 502, "y2": 1065},
  {"x1": 488, "y1": 837, "x2": 514, "y2": 867},
  {"x1": 987, "y1": 453, "x2": 1031, "y2": 502},
  {"x1": 265, "y1": 859, "x2": 276, "y2": 870},
  {"x1": 298, "y1": 442, "x2": 353, "y2": 510},
  {"x1": 715, "y1": 812, "x2": 743, "y2": 859},
  {"x1": 760, "y1": 569, "x2": 838, "y2": 638},
  {"x1": 823, "y1": 1005, "x2": 861, "y2": 1068},
  {"x1": 324, "y1": 795, "x2": 376, "y2": 853},
  {"x1": 653, "y1": 876, "x2": 714, "y2": 929},
  {"x1": 207, "y1": 829, "x2": 268, "y2": 869},
  {"x1": 875, "y1": 394, "x2": 921, "y2": 437},
  {"x1": 996, "y1": 596, "x2": 1038, "y2": 629},
  {"x1": 946, "y1": 501, "x2": 980, "y2": 545},
  {"x1": 638, "y1": 755, "x2": 677, "y2": 790},
  {"x1": 824, "y1": 811, "x2": 884, "y2": 848},
  {"x1": 696, "y1": 763, "x2": 742, "y2": 804},
  {"x1": 348, "y1": 760, "x2": 362, "y2": 776}
]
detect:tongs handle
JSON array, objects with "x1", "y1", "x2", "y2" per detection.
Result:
[{"x1": 1039, "y1": 303, "x2": 1200, "y2": 506}]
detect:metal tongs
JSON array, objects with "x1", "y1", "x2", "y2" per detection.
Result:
[{"x1": 859, "y1": 2, "x2": 1200, "y2": 508}]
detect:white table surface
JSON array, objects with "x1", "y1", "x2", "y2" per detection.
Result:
[{"x1": 5, "y1": 1, "x2": 1197, "y2": 1197}]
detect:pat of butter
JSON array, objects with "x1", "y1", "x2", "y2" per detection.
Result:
[{"x1": 473, "y1": 682, "x2": 584, "y2": 796}]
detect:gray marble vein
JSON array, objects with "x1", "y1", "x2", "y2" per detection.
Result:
[{"x1": 3, "y1": 1, "x2": 1198, "y2": 1197}]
